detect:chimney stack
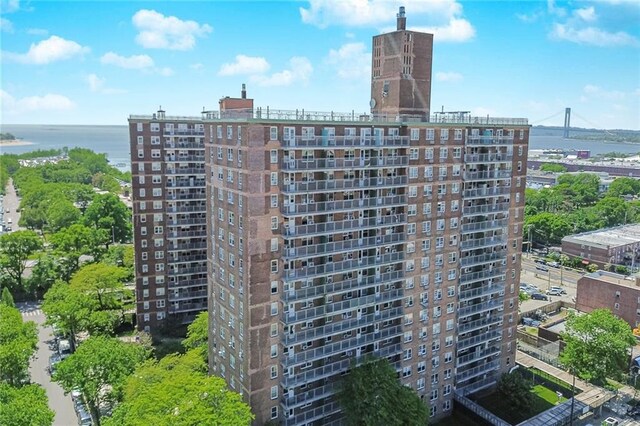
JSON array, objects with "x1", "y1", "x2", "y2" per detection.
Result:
[
  {"x1": 397, "y1": 6, "x2": 406, "y2": 31},
  {"x1": 241, "y1": 83, "x2": 247, "y2": 99}
]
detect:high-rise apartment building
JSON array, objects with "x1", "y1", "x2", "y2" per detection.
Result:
[
  {"x1": 129, "y1": 8, "x2": 529, "y2": 425},
  {"x1": 128, "y1": 109, "x2": 208, "y2": 332}
]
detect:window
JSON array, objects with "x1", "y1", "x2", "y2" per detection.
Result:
[
  {"x1": 270, "y1": 150, "x2": 278, "y2": 164},
  {"x1": 270, "y1": 195, "x2": 278, "y2": 208},
  {"x1": 410, "y1": 128, "x2": 420, "y2": 140},
  {"x1": 454, "y1": 129, "x2": 463, "y2": 140},
  {"x1": 270, "y1": 344, "x2": 278, "y2": 358},
  {"x1": 410, "y1": 148, "x2": 419, "y2": 160},
  {"x1": 440, "y1": 128, "x2": 449, "y2": 140},
  {"x1": 271, "y1": 216, "x2": 278, "y2": 230},
  {"x1": 270, "y1": 365, "x2": 278, "y2": 379},
  {"x1": 227, "y1": 126, "x2": 233, "y2": 140},
  {"x1": 453, "y1": 147, "x2": 461, "y2": 158},
  {"x1": 425, "y1": 148, "x2": 434, "y2": 160},
  {"x1": 271, "y1": 260, "x2": 278, "y2": 273},
  {"x1": 440, "y1": 148, "x2": 448, "y2": 159},
  {"x1": 271, "y1": 406, "x2": 278, "y2": 420},
  {"x1": 409, "y1": 167, "x2": 418, "y2": 179},
  {"x1": 150, "y1": 123, "x2": 159, "y2": 132},
  {"x1": 426, "y1": 128, "x2": 434, "y2": 140}
]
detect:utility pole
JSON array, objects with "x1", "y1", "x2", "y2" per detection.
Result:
[{"x1": 569, "y1": 366, "x2": 576, "y2": 425}]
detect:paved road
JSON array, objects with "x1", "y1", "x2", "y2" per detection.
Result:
[
  {"x1": 3, "y1": 178, "x2": 22, "y2": 232},
  {"x1": 19, "y1": 302, "x2": 77, "y2": 426},
  {"x1": 519, "y1": 258, "x2": 582, "y2": 313}
]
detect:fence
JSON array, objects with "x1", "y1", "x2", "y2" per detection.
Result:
[{"x1": 454, "y1": 391, "x2": 511, "y2": 426}]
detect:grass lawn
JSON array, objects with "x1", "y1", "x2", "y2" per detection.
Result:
[{"x1": 476, "y1": 384, "x2": 565, "y2": 425}]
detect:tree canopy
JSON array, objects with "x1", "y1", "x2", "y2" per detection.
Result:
[
  {"x1": 0, "y1": 230, "x2": 43, "y2": 291},
  {"x1": 0, "y1": 304, "x2": 38, "y2": 386},
  {"x1": 0, "y1": 383, "x2": 54, "y2": 426},
  {"x1": 182, "y1": 311, "x2": 208, "y2": 361},
  {"x1": 337, "y1": 357, "x2": 428, "y2": 426},
  {"x1": 539, "y1": 163, "x2": 567, "y2": 173},
  {"x1": 83, "y1": 193, "x2": 132, "y2": 245},
  {"x1": 560, "y1": 309, "x2": 636, "y2": 384},
  {"x1": 496, "y1": 371, "x2": 533, "y2": 418},
  {"x1": 53, "y1": 336, "x2": 149, "y2": 424},
  {"x1": 104, "y1": 350, "x2": 253, "y2": 426}
]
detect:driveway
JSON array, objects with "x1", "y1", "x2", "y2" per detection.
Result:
[{"x1": 19, "y1": 301, "x2": 77, "y2": 426}]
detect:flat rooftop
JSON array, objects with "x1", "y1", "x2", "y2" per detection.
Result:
[
  {"x1": 130, "y1": 108, "x2": 529, "y2": 126},
  {"x1": 562, "y1": 223, "x2": 640, "y2": 249},
  {"x1": 582, "y1": 270, "x2": 640, "y2": 289}
]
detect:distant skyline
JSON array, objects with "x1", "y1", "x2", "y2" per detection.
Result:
[{"x1": 1, "y1": 0, "x2": 639, "y2": 129}]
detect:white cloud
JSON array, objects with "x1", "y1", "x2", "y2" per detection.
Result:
[
  {"x1": 218, "y1": 55, "x2": 270, "y2": 76},
  {"x1": 435, "y1": 71, "x2": 463, "y2": 82},
  {"x1": 157, "y1": 67, "x2": 174, "y2": 77},
  {"x1": 547, "y1": 0, "x2": 567, "y2": 17},
  {"x1": 399, "y1": 18, "x2": 475, "y2": 42},
  {"x1": 132, "y1": 9, "x2": 212, "y2": 50},
  {"x1": 2, "y1": 35, "x2": 89, "y2": 64},
  {"x1": 190, "y1": 63, "x2": 204, "y2": 70},
  {"x1": 1, "y1": 90, "x2": 75, "y2": 114},
  {"x1": 551, "y1": 23, "x2": 639, "y2": 47},
  {"x1": 100, "y1": 52, "x2": 154, "y2": 69},
  {"x1": 1, "y1": 18, "x2": 14, "y2": 33},
  {"x1": 582, "y1": 84, "x2": 626, "y2": 101},
  {"x1": 1, "y1": 0, "x2": 21, "y2": 13},
  {"x1": 26, "y1": 28, "x2": 48, "y2": 36},
  {"x1": 326, "y1": 43, "x2": 370, "y2": 80},
  {"x1": 574, "y1": 6, "x2": 597, "y2": 22},
  {"x1": 516, "y1": 11, "x2": 543, "y2": 23},
  {"x1": 84, "y1": 74, "x2": 126, "y2": 94},
  {"x1": 251, "y1": 57, "x2": 313, "y2": 87}
]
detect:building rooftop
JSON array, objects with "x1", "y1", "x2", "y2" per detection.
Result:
[
  {"x1": 562, "y1": 224, "x2": 640, "y2": 249},
  {"x1": 130, "y1": 108, "x2": 528, "y2": 126},
  {"x1": 582, "y1": 270, "x2": 640, "y2": 289}
]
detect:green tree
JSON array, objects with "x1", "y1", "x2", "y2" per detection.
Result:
[
  {"x1": 607, "y1": 177, "x2": 640, "y2": 198},
  {"x1": 525, "y1": 212, "x2": 572, "y2": 245},
  {"x1": 586, "y1": 263, "x2": 599, "y2": 273},
  {"x1": 84, "y1": 193, "x2": 132, "y2": 246},
  {"x1": 1, "y1": 287, "x2": 15, "y2": 307},
  {"x1": 0, "y1": 383, "x2": 54, "y2": 426},
  {"x1": 42, "y1": 281, "x2": 92, "y2": 352},
  {"x1": 28, "y1": 255, "x2": 61, "y2": 295},
  {"x1": 337, "y1": 357, "x2": 428, "y2": 426},
  {"x1": 594, "y1": 196, "x2": 633, "y2": 227},
  {"x1": 70, "y1": 263, "x2": 130, "y2": 311},
  {"x1": 50, "y1": 224, "x2": 104, "y2": 282},
  {"x1": 104, "y1": 350, "x2": 253, "y2": 426},
  {"x1": 0, "y1": 304, "x2": 38, "y2": 386},
  {"x1": 45, "y1": 198, "x2": 81, "y2": 233},
  {"x1": 560, "y1": 309, "x2": 636, "y2": 384},
  {"x1": 539, "y1": 163, "x2": 567, "y2": 173},
  {"x1": 496, "y1": 371, "x2": 533, "y2": 417},
  {"x1": 0, "y1": 230, "x2": 43, "y2": 291},
  {"x1": 519, "y1": 290, "x2": 530, "y2": 304},
  {"x1": 556, "y1": 173, "x2": 600, "y2": 208},
  {"x1": 182, "y1": 311, "x2": 208, "y2": 361},
  {"x1": 53, "y1": 336, "x2": 149, "y2": 425}
]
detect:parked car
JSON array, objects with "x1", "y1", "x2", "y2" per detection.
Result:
[
  {"x1": 536, "y1": 265, "x2": 549, "y2": 272},
  {"x1": 546, "y1": 288, "x2": 563, "y2": 296},
  {"x1": 549, "y1": 286, "x2": 566, "y2": 295},
  {"x1": 548, "y1": 261, "x2": 560, "y2": 268},
  {"x1": 534, "y1": 258, "x2": 547, "y2": 265},
  {"x1": 531, "y1": 293, "x2": 549, "y2": 301},
  {"x1": 48, "y1": 354, "x2": 61, "y2": 375},
  {"x1": 58, "y1": 339, "x2": 72, "y2": 359},
  {"x1": 603, "y1": 417, "x2": 619, "y2": 426}
]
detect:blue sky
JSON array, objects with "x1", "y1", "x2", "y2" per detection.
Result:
[{"x1": 1, "y1": 0, "x2": 639, "y2": 129}]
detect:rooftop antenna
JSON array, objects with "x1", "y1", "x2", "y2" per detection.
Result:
[{"x1": 241, "y1": 83, "x2": 247, "y2": 99}]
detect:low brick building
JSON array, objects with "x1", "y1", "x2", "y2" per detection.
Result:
[
  {"x1": 576, "y1": 270, "x2": 640, "y2": 328},
  {"x1": 561, "y1": 224, "x2": 640, "y2": 268}
]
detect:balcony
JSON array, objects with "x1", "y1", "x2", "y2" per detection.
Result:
[
  {"x1": 282, "y1": 156, "x2": 408, "y2": 171},
  {"x1": 283, "y1": 382, "x2": 338, "y2": 409},
  {"x1": 282, "y1": 134, "x2": 409, "y2": 148},
  {"x1": 282, "y1": 270, "x2": 403, "y2": 303},
  {"x1": 281, "y1": 195, "x2": 406, "y2": 215},
  {"x1": 166, "y1": 179, "x2": 206, "y2": 188},
  {"x1": 283, "y1": 251, "x2": 404, "y2": 281},
  {"x1": 168, "y1": 242, "x2": 207, "y2": 251},
  {"x1": 163, "y1": 129, "x2": 204, "y2": 137},
  {"x1": 458, "y1": 283, "x2": 505, "y2": 301},
  {"x1": 281, "y1": 175, "x2": 407, "y2": 194},
  {"x1": 283, "y1": 232, "x2": 405, "y2": 260},
  {"x1": 164, "y1": 155, "x2": 205, "y2": 162},
  {"x1": 465, "y1": 135, "x2": 514, "y2": 146},
  {"x1": 166, "y1": 192, "x2": 207, "y2": 201},
  {"x1": 457, "y1": 315, "x2": 503, "y2": 334},
  {"x1": 167, "y1": 218, "x2": 206, "y2": 226},
  {"x1": 167, "y1": 265, "x2": 207, "y2": 276},
  {"x1": 459, "y1": 266, "x2": 506, "y2": 285},
  {"x1": 166, "y1": 204, "x2": 206, "y2": 213},
  {"x1": 164, "y1": 141, "x2": 204, "y2": 150},
  {"x1": 284, "y1": 400, "x2": 342, "y2": 426},
  {"x1": 283, "y1": 307, "x2": 403, "y2": 346},
  {"x1": 167, "y1": 229, "x2": 206, "y2": 239},
  {"x1": 457, "y1": 346, "x2": 501, "y2": 368},
  {"x1": 463, "y1": 154, "x2": 513, "y2": 163},
  {"x1": 460, "y1": 236, "x2": 506, "y2": 251},
  {"x1": 456, "y1": 360, "x2": 501, "y2": 383},
  {"x1": 460, "y1": 218, "x2": 509, "y2": 234},
  {"x1": 457, "y1": 300, "x2": 503, "y2": 319},
  {"x1": 462, "y1": 186, "x2": 512, "y2": 199},
  {"x1": 167, "y1": 254, "x2": 207, "y2": 263},
  {"x1": 457, "y1": 329, "x2": 502, "y2": 351},
  {"x1": 459, "y1": 251, "x2": 507, "y2": 268},
  {"x1": 462, "y1": 202, "x2": 511, "y2": 216},
  {"x1": 284, "y1": 214, "x2": 405, "y2": 237},
  {"x1": 169, "y1": 301, "x2": 207, "y2": 314},
  {"x1": 283, "y1": 325, "x2": 402, "y2": 366},
  {"x1": 168, "y1": 289, "x2": 208, "y2": 302},
  {"x1": 463, "y1": 170, "x2": 512, "y2": 181},
  {"x1": 166, "y1": 167, "x2": 205, "y2": 175},
  {"x1": 283, "y1": 289, "x2": 404, "y2": 324}
]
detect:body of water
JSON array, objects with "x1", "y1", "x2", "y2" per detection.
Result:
[{"x1": 1, "y1": 125, "x2": 638, "y2": 172}]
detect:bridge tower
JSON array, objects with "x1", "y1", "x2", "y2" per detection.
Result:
[{"x1": 563, "y1": 107, "x2": 571, "y2": 138}]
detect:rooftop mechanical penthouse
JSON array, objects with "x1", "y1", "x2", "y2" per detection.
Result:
[{"x1": 129, "y1": 7, "x2": 529, "y2": 425}]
